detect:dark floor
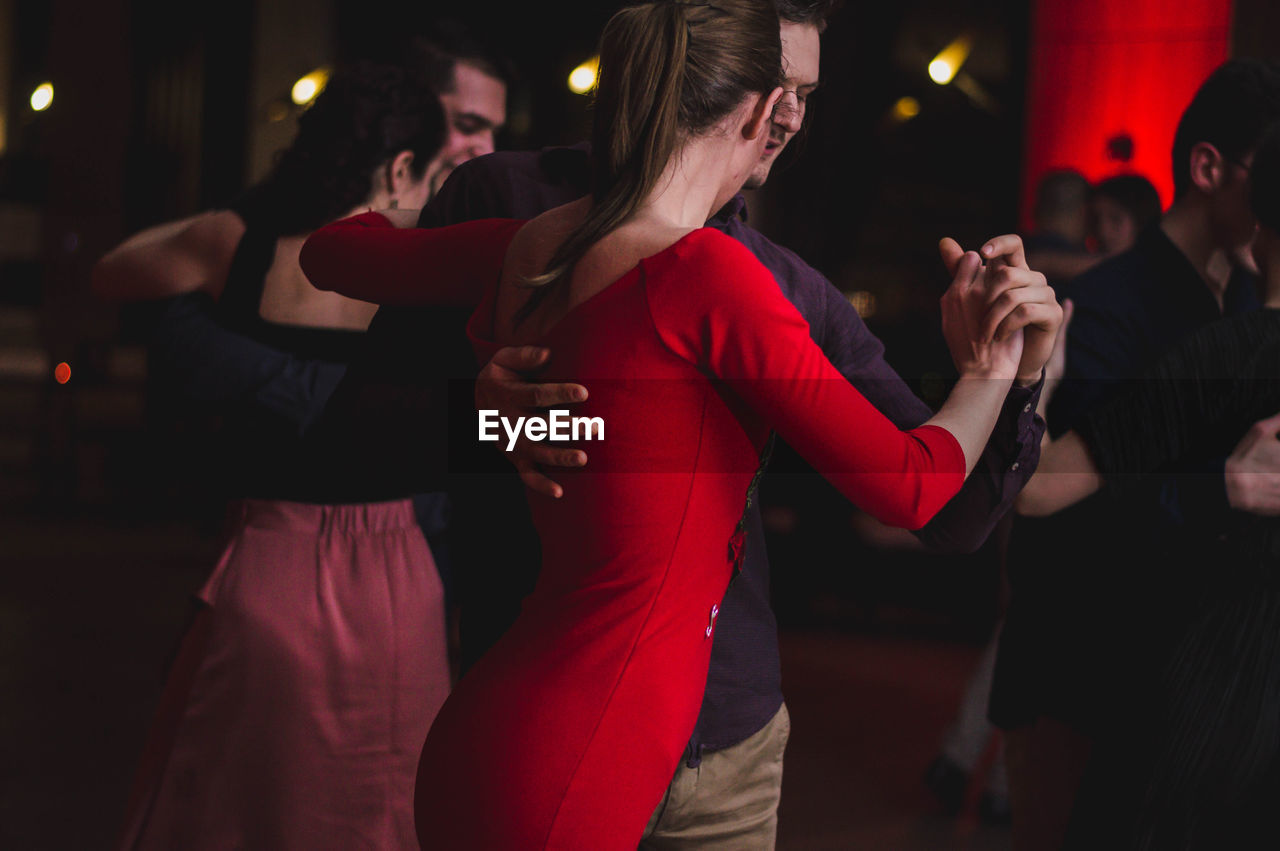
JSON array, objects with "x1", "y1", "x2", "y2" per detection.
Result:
[{"x1": 0, "y1": 512, "x2": 1009, "y2": 850}]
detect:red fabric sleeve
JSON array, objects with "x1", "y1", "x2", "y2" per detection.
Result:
[
  {"x1": 645, "y1": 228, "x2": 966, "y2": 530},
  {"x1": 299, "y1": 212, "x2": 524, "y2": 307}
]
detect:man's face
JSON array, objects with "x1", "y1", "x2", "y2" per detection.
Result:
[
  {"x1": 744, "y1": 21, "x2": 821, "y2": 190},
  {"x1": 429, "y1": 62, "x2": 508, "y2": 196},
  {"x1": 1215, "y1": 153, "x2": 1260, "y2": 275}
]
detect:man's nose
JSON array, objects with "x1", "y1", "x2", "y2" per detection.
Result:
[
  {"x1": 773, "y1": 93, "x2": 803, "y2": 133},
  {"x1": 470, "y1": 132, "x2": 496, "y2": 160}
]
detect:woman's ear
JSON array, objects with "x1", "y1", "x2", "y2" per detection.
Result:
[
  {"x1": 387, "y1": 150, "x2": 418, "y2": 197},
  {"x1": 1188, "y1": 141, "x2": 1226, "y2": 195},
  {"x1": 743, "y1": 87, "x2": 785, "y2": 141}
]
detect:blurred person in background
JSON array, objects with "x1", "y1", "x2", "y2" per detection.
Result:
[
  {"x1": 1014, "y1": 122, "x2": 1280, "y2": 848},
  {"x1": 1090, "y1": 174, "x2": 1163, "y2": 257},
  {"x1": 94, "y1": 62, "x2": 452, "y2": 850},
  {"x1": 1023, "y1": 168, "x2": 1096, "y2": 287},
  {"x1": 408, "y1": 21, "x2": 511, "y2": 197},
  {"x1": 993, "y1": 58, "x2": 1280, "y2": 851}
]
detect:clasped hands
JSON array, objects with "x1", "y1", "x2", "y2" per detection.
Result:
[{"x1": 938, "y1": 233, "x2": 1063, "y2": 387}]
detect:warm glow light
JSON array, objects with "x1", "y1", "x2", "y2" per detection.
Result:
[
  {"x1": 291, "y1": 67, "x2": 330, "y2": 106},
  {"x1": 30, "y1": 82, "x2": 53, "y2": 112},
  {"x1": 848, "y1": 291, "x2": 877, "y2": 318},
  {"x1": 568, "y1": 58, "x2": 599, "y2": 95},
  {"x1": 54, "y1": 362, "x2": 71, "y2": 384},
  {"x1": 928, "y1": 60, "x2": 954, "y2": 85},
  {"x1": 928, "y1": 35, "x2": 972, "y2": 86},
  {"x1": 893, "y1": 96, "x2": 921, "y2": 121}
]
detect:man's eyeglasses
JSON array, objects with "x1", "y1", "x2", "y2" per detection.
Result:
[{"x1": 1225, "y1": 154, "x2": 1253, "y2": 174}]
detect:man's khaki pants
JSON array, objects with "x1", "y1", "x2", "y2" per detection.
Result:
[{"x1": 640, "y1": 703, "x2": 790, "y2": 850}]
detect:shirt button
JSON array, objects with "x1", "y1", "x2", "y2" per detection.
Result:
[{"x1": 1011, "y1": 462, "x2": 1020, "y2": 471}]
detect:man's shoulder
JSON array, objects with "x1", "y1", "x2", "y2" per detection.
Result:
[
  {"x1": 1060, "y1": 241, "x2": 1158, "y2": 310},
  {"x1": 721, "y1": 217, "x2": 825, "y2": 292},
  {"x1": 715, "y1": 218, "x2": 856, "y2": 335},
  {"x1": 428, "y1": 146, "x2": 591, "y2": 224},
  {"x1": 467, "y1": 146, "x2": 590, "y2": 183}
]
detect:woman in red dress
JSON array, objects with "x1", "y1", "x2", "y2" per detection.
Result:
[{"x1": 302, "y1": 2, "x2": 1060, "y2": 847}]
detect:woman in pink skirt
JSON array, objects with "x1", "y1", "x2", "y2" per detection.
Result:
[{"x1": 94, "y1": 62, "x2": 452, "y2": 849}]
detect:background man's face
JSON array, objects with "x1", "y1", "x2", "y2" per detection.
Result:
[
  {"x1": 744, "y1": 22, "x2": 821, "y2": 190},
  {"x1": 429, "y1": 62, "x2": 508, "y2": 196},
  {"x1": 1215, "y1": 153, "x2": 1260, "y2": 275}
]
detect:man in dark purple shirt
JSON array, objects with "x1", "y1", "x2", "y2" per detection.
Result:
[
  {"x1": 414, "y1": 158, "x2": 1045, "y2": 843},
  {"x1": 366, "y1": 3, "x2": 1050, "y2": 844}
]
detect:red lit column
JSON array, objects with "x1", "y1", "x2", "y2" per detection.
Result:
[{"x1": 1021, "y1": 0, "x2": 1233, "y2": 227}]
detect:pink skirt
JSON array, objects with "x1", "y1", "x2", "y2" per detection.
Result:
[{"x1": 120, "y1": 499, "x2": 451, "y2": 850}]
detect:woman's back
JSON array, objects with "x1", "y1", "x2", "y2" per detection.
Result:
[{"x1": 490, "y1": 198, "x2": 698, "y2": 343}]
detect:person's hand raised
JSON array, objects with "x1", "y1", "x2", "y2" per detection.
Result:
[
  {"x1": 1226, "y1": 410, "x2": 1280, "y2": 516},
  {"x1": 938, "y1": 237, "x2": 1023, "y2": 382},
  {"x1": 976, "y1": 234, "x2": 1063, "y2": 386}
]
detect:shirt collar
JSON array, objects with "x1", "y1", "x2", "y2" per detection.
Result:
[
  {"x1": 1140, "y1": 224, "x2": 1259, "y2": 315},
  {"x1": 707, "y1": 194, "x2": 749, "y2": 230}
]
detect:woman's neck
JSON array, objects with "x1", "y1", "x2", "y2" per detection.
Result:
[{"x1": 631, "y1": 135, "x2": 738, "y2": 231}]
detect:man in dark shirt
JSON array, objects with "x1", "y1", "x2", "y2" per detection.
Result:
[
  {"x1": 992, "y1": 58, "x2": 1280, "y2": 850},
  {"x1": 360, "y1": 3, "x2": 1056, "y2": 846}
]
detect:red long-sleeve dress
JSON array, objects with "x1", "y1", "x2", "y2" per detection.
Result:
[{"x1": 302, "y1": 213, "x2": 966, "y2": 849}]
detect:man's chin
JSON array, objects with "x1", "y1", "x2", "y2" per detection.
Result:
[
  {"x1": 1235, "y1": 248, "x2": 1261, "y2": 277},
  {"x1": 744, "y1": 160, "x2": 776, "y2": 190},
  {"x1": 746, "y1": 143, "x2": 788, "y2": 189}
]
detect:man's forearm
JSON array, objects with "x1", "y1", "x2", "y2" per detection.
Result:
[
  {"x1": 913, "y1": 379, "x2": 1044, "y2": 553},
  {"x1": 140, "y1": 293, "x2": 346, "y2": 433},
  {"x1": 817, "y1": 286, "x2": 1044, "y2": 553}
]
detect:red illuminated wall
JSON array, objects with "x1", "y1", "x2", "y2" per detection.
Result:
[{"x1": 1021, "y1": 0, "x2": 1233, "y2": 228}]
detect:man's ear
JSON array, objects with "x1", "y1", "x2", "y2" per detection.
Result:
[
  {"x1": 744, "y1": 87, "x2": 785, "y2": 141},
  {"x1": 1188, "y1": 141, "x2": 1227, "y2": 195}
]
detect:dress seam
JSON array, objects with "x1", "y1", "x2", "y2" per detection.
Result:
[{"x1": 540, "y1": 269, "x2": 712, "y2": 848}]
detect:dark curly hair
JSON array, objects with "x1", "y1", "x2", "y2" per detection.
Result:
[{"x1": 241, "y1": 61, "x2": 445, "y2": 235}]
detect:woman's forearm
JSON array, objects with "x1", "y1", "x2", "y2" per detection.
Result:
[
  {"x1": 92, "y1": 211, "x2": 243, "y2": 302},
  {"x1": 925, "y1": 372, "x2": 1015, "y2": 478}
]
